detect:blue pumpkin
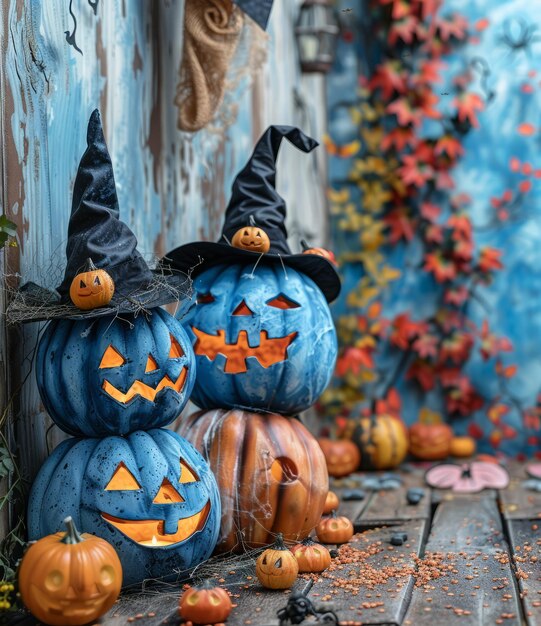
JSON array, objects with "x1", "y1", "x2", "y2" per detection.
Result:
[
  {"x1": 181, "y1": 263, "x2": 338, "y2": 413},
  {"x1": 36, "y1": 308, "x2": 195, "y2": 436},
  {"x1": 28, "y1": 429, "x2": 220, "y2": 587}
]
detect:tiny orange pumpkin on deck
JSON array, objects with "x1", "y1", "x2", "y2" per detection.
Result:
[
  {"x1": 69, "y1": 258, "x2": 115, "y2": 310},
  {"x1": 449, "y1": 435, "x2": 477, "y2": 458},
  {"x1": 409, "y1": 409, "x2": 453, "y2": 461},
  {"x1": 323, "y1": 490, "x2": 340, "y2": 514},
  {"x1": 318, "y1": 438, "x2": 361, "y2": 477},
  {"x1": 18, "y1": 516, "x2": 122, "y2": 626},
  {"x1": 316, "y1": 510, "x2": 354, "y2": 545},
  {"x1": 179, "y1": 579, "x2": 233, "y2": 624},
  {"x1": 256, "y1": 533, "x2": 299, "y2": 589},
  {"x1": 291, "y1": 536, "x2": 331, "y2": 573}
]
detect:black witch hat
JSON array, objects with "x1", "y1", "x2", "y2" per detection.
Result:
[
  {"x1": 7, "y1": 110, "x2": 191, "y2": 323},
  {"x1": 162, "y1": 125, "x2": 341, "y2": 302}
]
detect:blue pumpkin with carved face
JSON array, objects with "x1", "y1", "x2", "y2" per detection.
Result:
[
  {"x1": 36, "y1": 309, "x2": 195, "y2": 437},
  {"x1": 181, "y1": 262, "x2": 337, "y2": 413},
  {"x1": 28, "y1": 429, "x2": 220, "y2": 587}
]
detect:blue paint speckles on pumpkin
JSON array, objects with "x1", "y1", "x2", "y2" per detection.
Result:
[
  {"x1": 181, "y1": 262, "x2": 338, "y2": 413},
  {"x1": 28, "y1": 429, "x2": 221, "y2": 587},
  {"x1": 36, "y1": 309, "x2": 195, "y2": 437}
]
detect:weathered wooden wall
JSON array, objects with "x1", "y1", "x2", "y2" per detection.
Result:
[{"x1": 0, "y1": 0, "x2": 330, "y2": 523}]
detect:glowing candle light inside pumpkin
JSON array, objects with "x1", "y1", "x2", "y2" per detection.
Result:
[{"x1": 139, "y1": 534, "x2": 170, "y2": 547}]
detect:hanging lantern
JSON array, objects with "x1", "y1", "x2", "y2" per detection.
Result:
[{"x1": 294, "y1": 0, "x2": 339, "y2": 73}]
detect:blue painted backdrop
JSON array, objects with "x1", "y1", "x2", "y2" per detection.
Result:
[{"x1": 327, "y1": 0, "x2": 541, "y2": 456}]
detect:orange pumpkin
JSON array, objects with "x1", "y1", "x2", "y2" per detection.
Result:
[
  {"x1": 231, "y1": 222, "x2": 271, "y2": 253},
  {"x1": 256, "y1": 534, "x2": 299, "y2": 589},
  {"x1": 178, "y1": 409, "x2": 328, "y2": 552},
  {"x1": 346, "y1": 415, "x2": 408, "y2": 470},
  {"x1": 409, "y1": 422, "x2": 453, "y2": 461},
  {"x1": 69, "y1": 259, "x2": 115, "y2": 310},
  {"x1": 322, "y1": 490, "x2": 340, "y2": 514},
  {"x1": 18, "y1": 516, "x2": 122, "y2": 626},
  {"x1": 449, "y1": 436, "x2": 476, "y2": 458},
  {"x1": 316, "y1": 510, "x2": 354, "y2": 544},
  {"x1": 291, "y1": 537, "x2": 331, "y2": 573},
  {"x1": 179, "y1": 580, "x2": 232, "y2": 624},
  {"x1": 318, "y1": 438, "x2": 361, "y2": 477}
]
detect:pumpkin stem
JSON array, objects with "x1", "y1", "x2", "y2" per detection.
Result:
[
  {"x1": 300, "y1": 239, "x2": 310, "y2": 251},
  {"x1": 197, "y1": 579, "x2": 218, "y2": 591},
  {"x1": 273, "y1": 533, "x2": 288, "y2": 551},
  {"x1": 84, "y1": 257, "x2": 97, "y2": 271},
  {"x1": 329, "y1": 510, "x2": 338, "y2": 519},
  {"x1": 61, "y1": 516, "x2": 84, "y2": 544},
  {"x1": 301, "y1": 536, "x2": 316, "y2": 546},
  {"x1": 249, "y1": 214, "x2": 256, "y2": 226}
]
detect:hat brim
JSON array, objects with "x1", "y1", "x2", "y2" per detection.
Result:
[
  {"x1": 162, "y1": 242, "x2": 341, "y2": 303},
  {"x1": 6, "y1": 270, "x2": 192, "y2": 324}
]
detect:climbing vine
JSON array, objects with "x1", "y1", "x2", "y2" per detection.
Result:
[{"x1": 320, "y1": 0, "x2": 540, "y2": 454}]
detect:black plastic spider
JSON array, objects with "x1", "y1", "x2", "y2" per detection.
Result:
[
  {"x1": 277, "y1": 592, "x2": 338, "y2": 625},
  {"x1": 497, "y1": 17, "x2": 541, "y2": 57}
]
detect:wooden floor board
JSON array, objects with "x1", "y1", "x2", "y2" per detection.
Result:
[
  {"x1": 505, "y1": 519, "x2": 541, "y2": 626},
  {"x1": 306, "y1": 520, "x2": 427, "y2": 625}
]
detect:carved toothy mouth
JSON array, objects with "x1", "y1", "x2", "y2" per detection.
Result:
[
  {"x1": 101, "y1": 500, "x2": 210, "y2": 547},
  {"x1": 102, "y1": 367, "x2": 188, "y2": 404},
  {"x1": 192, "y1": 328, "x2": 297, "y2": 374},
  {"x1": 30, "y1": 587, "x2": 108, "y2": 617}
]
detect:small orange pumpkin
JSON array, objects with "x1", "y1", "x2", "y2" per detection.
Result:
[
  {"x1": 291, "y1": 537, "x2": 331, "y2": 573},
  {"x1": 18, "y1": 516, "x2": 122, "y2": 626},
  {"x1": 449, "y1": 436, "x2": 476, "y2": 458},
  {"x1": 256, "y1": 533, "x2": 299, "y2": 589},
  {"x1": 318, "y1": 438, "x2": 361, "y2": 477},
  {"x1": 69, "y1": 258, "x2": 115, "y2": 310},
  {"x1": 346, "y1": 414, "x2": 408, "y2": 470},
  {"x1": 316, "y1": 510, "x2": 354, "y2": 545},
  {"x1": 179, "y1": 579, "x2": 232, "y2": 624},
  {"x1": 409, "y1": 422, "x2": 453, "y2": 461},
  {"x1": 231, "y1": 217, "x2": 271, "y2": 253},
  {"x1": 322, "y1": 490, "x2": 340, "y2": 514},
  {"x1": 300, "y1": 239, "x2": 338, "y2": 266}
]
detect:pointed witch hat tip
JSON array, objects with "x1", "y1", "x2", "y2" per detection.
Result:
[{"x1": 86, "y1": 108, "x2": 105, "y2": 145}]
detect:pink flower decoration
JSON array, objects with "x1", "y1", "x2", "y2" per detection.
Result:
[
  {"x1": 526, "y1": 463, "x2": 541, "y2": 479},
  {"x1": 425, "y1": 462, "x2": 509, "y2": 493}
]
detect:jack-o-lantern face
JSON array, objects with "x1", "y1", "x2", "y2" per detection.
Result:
[
  {"x1": 36, "y1": 309, "x2": 196, "y2": 436},
  {"x1": 69, "y1": 267, "x2": 115, "y2": 310},
  {"x1": 182, "y1": 263, "x2": 337, "y2": 414},
  {"x1": 101, "y1": 458, "x2": 210, "y2": 546},
  {"x1": 231, "y1": 225, "x2": 271, "y2": 253},
  {"x1": 28, "y1": 429, "x2": 221, "y2": 587}
]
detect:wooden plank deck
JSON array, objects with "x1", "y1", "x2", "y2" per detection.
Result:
[{"x1": 7, "y1": 462, "x2": 541, "y2": 626}]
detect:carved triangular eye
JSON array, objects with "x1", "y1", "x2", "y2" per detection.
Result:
[
  {"x1": 197, "y1": 293, "x2": 215, "y2": 304},
  {"x1": 274, "y1": 557, "x2": 283, "y2": 568},
  {"x1": 262, "y1": 555, "x2": 267, "y2": 565},
  {"x1": 79, "y1": 280, "x2": 86, "y2": 288},
  {"x1": 99, "y1": 345, "x2": 126, "y2": 369},
  {"x1": 233, "y1": 300, "x2": 254, "y2": 316},
  {"x1": 256, "y1": 231, "x2": 262, "y2": 238},
  {"x1": 266, "y1": 294, "x2": 300, "y2": 309},
  {"x1": 105, "y1": 462, "x2": 141, "y2": 490},
  {"x1": 93, "y1": 276, "x2": 101, "y2": 286},
  {"x1": 180, "y1": 460, "x2": 199, "y2": 483},
  {"x1": 169, "y1": 335, "x2": 184, "y2": 358},
  {"x1": 145, "y1": 354, "x2": 159, "y2": 373},
  {"x1": 244, "y1": 229, "x2": 249, "y2": 236},
  {"x1": 153, "y1": 478, "x2": 184, "y2": 503}
]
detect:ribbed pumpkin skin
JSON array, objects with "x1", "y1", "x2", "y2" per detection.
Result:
[
  {"x1": 177, "y1": 409, "x2": 328, "y2": 552},
  {"x1": 349, "y1": 415, "x2": 408, "y2": 470},
  {"x1": 28, "y1": 429, "x2": 220, "y2": 586},
  {"x1": 409, "y1": 423, "x2": 453, "y2": 460},
  {"x1": 36, "y1": 309, "x2": 195, "y2": 436},
  {"x1": 182, "y1": 263, "x2": 337, "y2": 414}
]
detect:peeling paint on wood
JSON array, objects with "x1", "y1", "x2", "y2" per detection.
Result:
[{"x1": 1, "y1": 0, "x2": 331, "y2": 494}]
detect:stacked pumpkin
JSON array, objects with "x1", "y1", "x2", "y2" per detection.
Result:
[
  {"x1": 167, "y1": 126, "x2": 341, "y2": 559},
  {"x1": 20, "y1": 111, "x2": 221, "y2": 600}
]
